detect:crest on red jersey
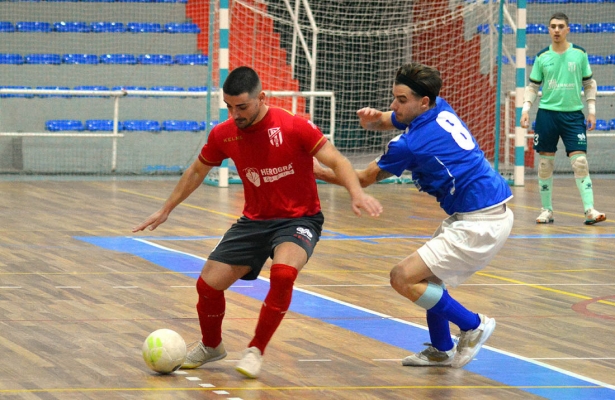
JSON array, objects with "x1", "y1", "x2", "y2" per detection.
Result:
[
  {"x1": 244, "y1": 167, "x2": 261, "y2": 187},
  {"x1": 268, "y1": 127, "x2": 283, "y2": 147}
]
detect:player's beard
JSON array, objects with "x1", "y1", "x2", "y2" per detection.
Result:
[{"x1": 234, "y1": 110, "x2": 260, "y2": 129}]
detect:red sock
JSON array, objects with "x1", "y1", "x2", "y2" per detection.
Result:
[
  {"x1": 196, "y1": 276, "x2": 225, "y2": 348},
  {"x1": 249, "y1": 264, "x2": 298, "y2": 354}
]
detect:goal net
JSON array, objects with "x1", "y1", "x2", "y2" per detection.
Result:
[{"x1": 1, "y1": 0, "x2": 613, "y2": 178}]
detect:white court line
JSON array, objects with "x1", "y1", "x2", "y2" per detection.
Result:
[
  {"x1": 298, "y1": 359, "x2": 332, "y2": 362},
  {"x1": 55, "y1": 286, "x2": 81, "y2": 289},
  {"x1": 133, "y1": 238, "x2": 615, "y2": 391},
  {"x1": 0, "y1": 286, "x2": 22, "y2": 289},
  {"x1": 112, "y1": 286, "x2": 139, "y2": 289},
  {"x1": 533, "y1": 357, "x2": 615, "y2": 360},
  {"x1": 463, "y1": 283, "x2": 615, "y2": 286}
]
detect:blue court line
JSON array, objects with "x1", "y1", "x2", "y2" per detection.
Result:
[{"x1": 76, "y1": 236, "x2": 615, "y2": 399}]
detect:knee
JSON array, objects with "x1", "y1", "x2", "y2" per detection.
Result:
[
  {"x1": 538, "y1": 155, "x2": 554, "y2": 179},
  {"x1": 197, "y1": 276, "x2": 224, "y2": 299},
  {"x1": 270, "y1": 264, "x2": 298, "y2": 290},
  {"x1": 390, "y1": 264, "x2": 421, "y2": 299},
  {"x1": 570, "y1": 154, "x2": 589, "y2": 178}
]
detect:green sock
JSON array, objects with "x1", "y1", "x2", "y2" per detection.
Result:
[
  {"x1": 538, "y1": 177, "x2": 553, "y2": 211},
  {"x1": 575, "y1": 176, "x2": 594, "y2": 211}
]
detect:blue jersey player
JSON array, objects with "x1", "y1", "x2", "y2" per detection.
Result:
[{"x1": 314, "y1": 62, "x2": 514, "y2": 368}]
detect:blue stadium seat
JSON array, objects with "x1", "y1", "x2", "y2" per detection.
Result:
[
  {"x1": 0, "y1": 54, "x2": 24, "y2": 64},
  {"x1": 117, "y1": 0, "x2": 152, "y2": 2},
  {"x1": 526, "y1": 24, "x2": 548, "y2": 34},
  {"x1": 595, "y1": 119, "x2": 609, "y2": 131},
  {"x1": 150, "y1": 86, "x2": 185, "y2": 97},
  {"x1": 16, "y1": 21, "x2": 52, "y2": 32},
  {"x1": 127, "y1": 22, "x2": 162, "y2": 33},
  {"x1": 36, "y1": 86, "x2": 71, "y2": 98},
  {"x1": 138, "y1": 54, "x2": 173, "y2": 65},
  {"x1": 100, "y1": 54, "x2": 137, "y2": 64},
  {"x1": 25, "y1": 53, "x2": 62, "y2": 65},
  {"x1": 598, "y1": 85, "x2": 615, "y2": 92},
  {"x1": 86, "y1": 119, "x2": 123, "y2": 131},
  {"x1": 588, "y1": 55, "x2": 606, "y2": 65},
  {"x1": 54, "y1": 21, "x2": 91, "y2": 33},
  {"x1": 123, "y1": 120, "x2": 161, "y2": 132},
  {"x1": 175, "y1": 54, "x2": 208, "y2": 65},
  {"x1": 609, "y1": 119, "x2": 615, "y2": 130},
  {"x1": 199, "y1": 120, "x2": 219, "y2": 130},
  {"x1": 479, "y1": 24, "x2": 513, "y2": 34},
  {"x1": 497, "y1": 55, "x2": 514, "y2": 65},
  {"x1": 111, "y1": 85, "x2": 148, "y2": 97},
  {"x1": 585, "y1": 23, "x2": 613, "y2": 33},
  {"x1": 0, "y1": 22, "x2": 15, "y2": 32},
  {"x1": 607, "y1": 55, "x2": 615, "y2": 64},
  {"x1": 164, "y1": 23, "x2": 200, "y2": 33},
  {"x1": 526, "y1": 56, "x2": 535, "y2": 65},
  {"x1": 188, "y1": 86, "x2": 208, "y2": 92},
  {"x1": 81, "y1": 0, "x2": 115, "y2": 2},
  {"x1": 0, "y1": 85, "x2": 34, "y2": 98},
  {"x1": 91, "y1": 22, "x2": 125, "y2": 33},
  {"x1": 46, "y1": 120, "x2": 85, "y2": 132},
  {"x1": 568, "y1": 23, "x2": 585, "y2": 33},
  {"x1": 604, "y1": 23, "x2": 615, "y2": 33},
  {"x1": 163, "y1": 120, "x2": 200, "y2": 132},
  {"x1": 73, "y1": 85, "x2": 110, "y2": 97},
  {"x1": 63, "y1": 54, "x2": 99, "y2": 64},
  {"x1": 111, "y1": 85, "x2": 147, "y2": 91}
]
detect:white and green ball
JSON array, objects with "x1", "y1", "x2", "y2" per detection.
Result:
[{"x1": 142, "y1": 329, "x2": 187, "y2": 374}]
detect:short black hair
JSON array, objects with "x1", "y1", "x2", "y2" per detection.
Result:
[
  {"x1": 549, "y1": 12, "x2": 569, "y2": 26},
  {"x1": 223, "y1": 66, "x2": 262, "y2": 97}
]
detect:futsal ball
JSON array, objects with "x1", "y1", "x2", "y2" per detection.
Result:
[{"x1": 142, "y1": 329, "x2": 187, "y2": 374}]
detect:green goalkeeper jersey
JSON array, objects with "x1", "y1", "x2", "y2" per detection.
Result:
[{"x1": 529, "y1": 43, "x2": 592, "y2": 112}]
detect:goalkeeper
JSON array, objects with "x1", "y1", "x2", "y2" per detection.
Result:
[
  {"x1": 314, "y1": 62, "x2": 513, "y2": 368},
  {"x1": 521, "y1": 12, "x2": 606, "y2": 225}
]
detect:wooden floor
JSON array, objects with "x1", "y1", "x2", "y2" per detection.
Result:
[{"x1": 1, "y1": 175, "x2": 614, "y2": 399}]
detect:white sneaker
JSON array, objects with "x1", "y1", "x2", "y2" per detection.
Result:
[
  {"x1": 536, "y1": 208, "x2": 554, "y2": 224},
  {"x1": 584, "y1": 208, "x2": 606, "y2": 225},
  {"x1": 235, "y1": 347, "x2": 263, "y2": 379},
  {"x1": 401, "y1": 343, "x2": 456, "y2": 367},
  {"x1": 181, "y1": 341, "x2": 227, "y2": 369},
  {"x1": 451, "y1": 314, "x2": 496, "y2": 369}
]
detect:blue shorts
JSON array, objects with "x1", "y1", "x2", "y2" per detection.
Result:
[
  {"x1": 533, "y1": 109, "x2": 587, "y2": 155},
  {"x1": 207, "y1": 212, "x2": 324, "y2": 280}
]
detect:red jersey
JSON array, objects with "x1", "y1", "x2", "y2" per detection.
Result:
[{"x1": 198, "y1": 107, "x2": 327, "y2": 220}]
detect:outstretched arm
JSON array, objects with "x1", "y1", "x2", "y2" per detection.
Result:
[
  {"x1": 132, "y1": 159, "x2": 213, "y2": 232},
  {"x1": 314, "y1": 157, "x2": 393, "y2": 188},
  {"x1": 357, "y1": 108, "x2": 396, "y2": 131},
  {"x1": 313, "y1": 141, "x2": 382, "y2": 217}
]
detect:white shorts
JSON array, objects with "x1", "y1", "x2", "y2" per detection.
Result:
[{"x1": 417, "y1": 204, "x2": 514, "y2": 288}]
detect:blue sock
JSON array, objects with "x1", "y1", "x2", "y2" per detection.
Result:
[
  {"x1": 429, "y1": 290, "x2": 480, "y2": 331},
  {"x1": 426, "y1": 310, "x2": 454, "y2": 351}
]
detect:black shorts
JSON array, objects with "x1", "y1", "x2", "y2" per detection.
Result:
[
  {"x1": 207, "y1": 212, "x2": 324, "y2": 280},
  {"x1": 533, "y1": 109, "x2": 587, "y2": 155}
]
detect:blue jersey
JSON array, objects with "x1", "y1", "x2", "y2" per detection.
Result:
[{"x1": 377, "y1": 97, "x2": 512, "y2": 215}]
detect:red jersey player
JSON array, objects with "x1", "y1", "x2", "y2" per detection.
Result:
[{"x1": 133, "y1": 66, "x2": 382, "y2": 379}]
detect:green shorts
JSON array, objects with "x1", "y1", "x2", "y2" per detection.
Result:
[
  {"x1": 207, "y1": 212, "x2": 324, "y2": 280},
  {"x1": 533, "y1": 109, "x2": 587, "y2": 155}
]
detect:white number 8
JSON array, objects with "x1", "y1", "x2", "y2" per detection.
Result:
[{"x1": 436, "y1": 111, "x2": 475, "y2": 150}]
